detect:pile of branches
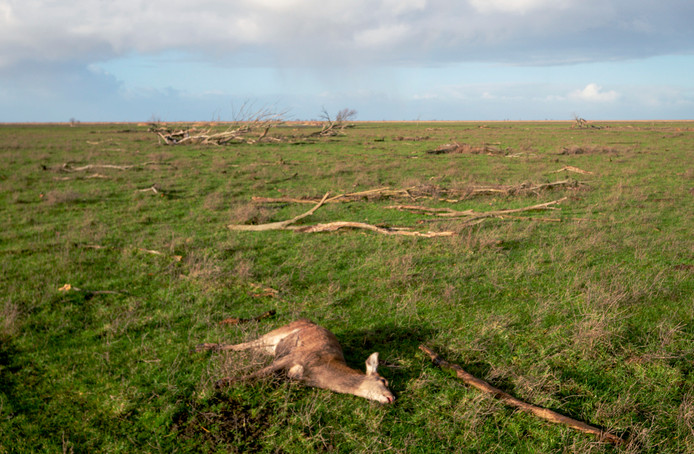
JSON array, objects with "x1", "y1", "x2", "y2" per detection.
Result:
[
  {"x1": 150, "y1": 106, "x2": 285, "y2": 145},
  {"x1": 572, "y1": 116, "x2": 603, "y2": 130},
  {"x1": 311, "y1": 108, "x2": 357, "y2": 137}
]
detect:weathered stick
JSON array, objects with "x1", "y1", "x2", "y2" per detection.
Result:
[{"x1": 419, "y1": 345, "x2": 624, "y2": 445}]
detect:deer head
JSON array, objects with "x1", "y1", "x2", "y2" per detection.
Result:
[{"x1": 356, "y1": 352, "x2": 395, "y2": 404}]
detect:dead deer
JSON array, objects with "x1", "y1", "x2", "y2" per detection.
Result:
[{"x1": 197, "y1": 319, "x2": 395, "y2": 404}]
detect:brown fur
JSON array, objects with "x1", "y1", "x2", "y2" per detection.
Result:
[{"x1": 198, "y1": 319, "x2": 394, "y2": 403}]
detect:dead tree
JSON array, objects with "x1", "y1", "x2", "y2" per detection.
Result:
[
  {"x1": 312, "y1": 108, "x2": 357, "y2": 137},
  {"x1": 150, "y1": 104, "x2": 286, "y2": 145}
]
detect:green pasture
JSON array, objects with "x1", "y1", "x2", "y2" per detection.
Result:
[{"x1": 1, "y1": 121, "x2": 692, "y2": 452}]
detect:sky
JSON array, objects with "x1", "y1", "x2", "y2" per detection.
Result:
[{"x1": 1, "y1": 0, "x2": 693, "y2": 122}]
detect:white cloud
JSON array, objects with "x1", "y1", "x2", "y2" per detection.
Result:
[
  {"x1": 381, "y1": 0, "x2": 428, "y2": 14},
  {"x1": 469, "y1": 0, "x2": 563, "y2": 14},
  {"x1": 354, "y1": 24, "x2": 411, "y2": 48},
  {"x1": 0, "y1": 0, "x2": 692, "y2": 71},
  {"x1": 570, "y1": 83, "x2": 619, "y2": 102},
  {"x1": 0, "y1": 2, "x2": 12, "y2": 24}
]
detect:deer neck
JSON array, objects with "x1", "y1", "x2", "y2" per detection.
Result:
[{"x1": 304, "y1": 360, "x2": 366, "y2": 394}]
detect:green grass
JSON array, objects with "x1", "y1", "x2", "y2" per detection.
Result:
[{"x1": 1, "y1": 121, "x2": 693, "y2": 452}]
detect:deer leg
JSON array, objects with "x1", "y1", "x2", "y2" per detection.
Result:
[{"x1": 195, "y1": 340, "x2": 276, "y2": 354}]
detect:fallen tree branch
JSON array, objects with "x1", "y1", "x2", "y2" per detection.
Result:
[
  {"x1": 228, "y1": 192, "x2": 330, "y2": 231},
  {"x1": 551, "y1": 166, "x2": 594, "y2": 175},
  {"x1": 231, "y1": 193, "x2": 566, "y2": 236},
  {"x1": 229, "y1": 193, "x2": 452, "y2": 237},
  {"x1": 251, "y1": 180, "x2": 581, "y2": 206},
  {"x1": 151, "y1": 107, "x2": 286, "y2": 145},
  {"x1": 251, "y1": 187, "x2": 413, "y2": 204},
  {"x1": 388, "y1": 198, "x2": 567, "y2": 225},
  {"x1": 419, "y1": 345, "x2": 625, "y2": 445},
  {"x1": 292, "y1": 222, "x2": 454, "y2": 237}
]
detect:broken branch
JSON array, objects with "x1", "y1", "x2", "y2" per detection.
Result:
[
  {"x1": 293, "y1": 222, "x2": 454, "y2": 237},
  {"x1": 228, "y1": 192, "x2": 330, "y2": 231},
  {"x1": 388, "y1": 198, "x2": 566, "y2": 225},
  {"x1": 419, "y1": 345, "x2": 624, "y2": 445}
]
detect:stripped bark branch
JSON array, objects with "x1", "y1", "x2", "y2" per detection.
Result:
[
  {"x1": 387, "y1": 198, "x2": 567, "y2": 225},
  {"x1": 292, "y1": 222, "x2": 454, "y2": 237},
  {"x1": 419, "y1": 345, "x2": 625, "y2": 445},
  {"x1": 228, "y1": 193, "x2": 330, "y2": 231}
]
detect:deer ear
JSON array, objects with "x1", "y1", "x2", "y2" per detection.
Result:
[{"x1": 365, "y1": 352, "x2": 380, "y2": 375}]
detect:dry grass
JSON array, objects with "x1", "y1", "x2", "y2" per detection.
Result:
[
  {"x1": 229, "y1": 202, "x2": 273, "y2": 225},
  {"x1": 41, "y1": 190, "x2": 84, "y2": 205},
  {"x1": 1, "y1": 300, "x2": 20, "y2": 337}
]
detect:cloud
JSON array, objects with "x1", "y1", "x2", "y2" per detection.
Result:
[
  {"x1": 354, "y1": 24, "x2": 411, "y2": 48},
  {"x1": 1, "y1": 0, "x2": 693, "y2": 71},
  {"x1": 570, "y1": 83, "x2": 619, "y2": 102},
  {"x1": 469, "y1": 0, "x2": 559, "y2": 14}
]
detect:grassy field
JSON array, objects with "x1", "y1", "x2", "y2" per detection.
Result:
[{"x1": 1, "y1": 121, "x2": 693, "y2": 453}]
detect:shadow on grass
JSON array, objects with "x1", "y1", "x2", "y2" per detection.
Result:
[
  {"x1": 173, "y1": 392, "x2": 274, "y2": 452},
  {"x1": 337, "y1": 323, "x2": 434, "y2": 360}
]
